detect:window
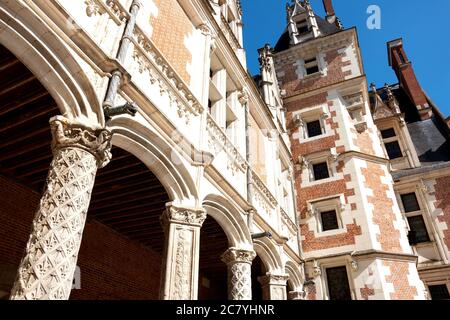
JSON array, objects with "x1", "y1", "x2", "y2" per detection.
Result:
[
  {"x1": 401, "y1": 193, "x2": 420, "y2": 213},
  {"x1": 304, "y1": 57, "x2": 319, "y2": 75},
  {"x1": 385, "y1": 141, "x2": 403, "y2": 160},
  {"x1": 326, "y1": 266, "x2": 352, "y2": 300},
  {"x1": 306, "y1": 120, "x2": 323, "y2": 138},
  {"x1": 380, "y1": 128, "x2": 403, "y2": 160},
  {"x1": 313, "y1": 162, "x2": 330, "y2": 181},
  {"x1": 296, "y1": 19, "x2": 309, "y2": 35},
  {"x1": 407, "y1": 215, "x2": 430, "y2": 244},
  {"x1": 320, "y1": 210, "x2": 339, "y2": 231},
  {"x1": 380, "y1": 128, "x2": 396, "y2": 139},
  {"x1": 428, "y1": 285, "x2": 450, "y2": 300}
]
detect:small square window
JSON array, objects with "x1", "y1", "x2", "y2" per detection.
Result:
[
  {"x1": 306, "y1": 65, "x2": 319, "y2": 75},
  {"x1": 401, "y1": 193, "x2": 420, "y2": 213},
  {"x1": 321, "y1": 210, "x2": 339, "y2": 231},
  {"x1": 313, "y1": 162, "x2": 330, "y2": 181},
  {"x1": 428, "y1": 285, "x2": 450, "y2": 300},
  {"x1": 381, "y1": 128, "x2": 396, "y2": 139},
  {"x1": 306, "y1": 120, "x2": 323, "y2": 138},
  {"x1": 384, "y1": 141, "x2": 403, "y2": 159},
  {"x1": 407, "y1": 215, "x2": 430, "y2": 244}
]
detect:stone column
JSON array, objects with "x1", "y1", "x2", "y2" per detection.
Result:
[
  {"x1": 258, "y1": 273, "x2": 289, "y2": 300},
  {"x1": 221, "y1": 248, "x2": 256, "y2": 300},
  {"x1": 160, "y1": 205, "x2": 206, "y2": 300},
  {"x1": 288, "y1": 290, "x2": 305, "y2": 300},
  {"x1": 10, "y1": 116, "x2": 112, "y2": 300}
]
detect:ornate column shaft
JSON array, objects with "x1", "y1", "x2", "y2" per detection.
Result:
[
  {"x1": 221, "y1": 248, "x2": 256, "y2": 300},
  {"x1": 10, "y1": 116, "x2": 112, "y2": 300},
  {"x1": 258, "y1": 273, "x2": 289, "y2": 300},
  {"x1": 160, "y1": 205, "x2": 206, "y2": 300}
]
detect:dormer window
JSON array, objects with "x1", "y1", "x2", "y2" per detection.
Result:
[
  {"x1": 296, "y1": 19, "x2": 309, "y2": 35},
  {"x1": 305, "y1": 57, "x2": 320, "y2": 75},
  {"x1": 380, "y1": 128, "x2": 403, "y2": 160}
]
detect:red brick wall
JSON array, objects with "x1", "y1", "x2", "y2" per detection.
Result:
[
  {"x1": 0, "y1": 175, "x2": 162, "y2": 300},
  {"x1": 287, "y1": 96, "x2": 362, "y2": 252},
  {"x1": 384, "y1": 261, "x2": 417, "y2": 300},
  {"x1": 276, "y1": 47, "x2": 352, "y2": 97},
  {"x1": 151, "y1": 0, "x2": 193, "y2": 84},
  {"x1": 361, "y1": 163, "x2": 402, "y2": 253},
  {"x1": 433, "y1": 175, "x2": 450, "y2": 252}
]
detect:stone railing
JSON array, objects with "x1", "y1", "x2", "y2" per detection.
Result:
[
  {"x1": 131, "y1": 26, "x2": 204, "y2": 123},
  {"x1": 251, "y1": 170, "x2": 278, "y2": 217},
  {"x1": 206, "y1": 113, "x2": 247, "y2": 175},
  {"x1": 280, "y1": 207, "x2": 297, "y2": 235},
  {"x1": 84, "y1": 0, "x2": 128, "y2": 24},
  {"x1": 220, "y1": 14, "x2": 241, "y2": 51}
]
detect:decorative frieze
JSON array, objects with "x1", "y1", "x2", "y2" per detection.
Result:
[
  {"x1": 84, "y1": 0, "x2": 128, "y2": 24},
  {"x1": 131, "y1": 27, "x2": 203, "y2": 124},
  {"x1": 206, "y1": 114, "x2": 248, "y2": 174}
]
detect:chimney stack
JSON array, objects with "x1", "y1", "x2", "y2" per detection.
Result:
[
  {"x1": 323, "y1": 0, "x2": 335, "y2": 19},
  {"x1": 387, "y1": 39, "x2": 432, "y2": 120}
]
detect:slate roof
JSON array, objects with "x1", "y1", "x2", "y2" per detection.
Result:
[{"x1": 371, "y1": 84, "x2": 450, "y2": 178}]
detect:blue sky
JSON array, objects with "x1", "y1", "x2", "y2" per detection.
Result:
[{"x1": 241, "y1": 0, "x2": 450, "y2": 117}]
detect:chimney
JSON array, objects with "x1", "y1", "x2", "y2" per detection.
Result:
[
  {"x1": 323, "y1": 0, "x2": 335, "y2": 19},
  {"x1": 387, "y1": 39, "x2": 432, "y2": 120}
]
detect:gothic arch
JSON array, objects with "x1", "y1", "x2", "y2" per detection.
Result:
[
  {"x1": 0, "y1": 1, "x2": 104, "y2": 127},
  {"x1": 253, "y1": 238, "x2": 284, "y2": 273},
  {"x1": 285, "y1": 260, "x2": 304, "y2": 291},
  {"x1": 108, "y1": 116, "x2": 199, "y2": 203},
  {"x1": 202, "y1": 194, "x2": 253, "y2": 248}
]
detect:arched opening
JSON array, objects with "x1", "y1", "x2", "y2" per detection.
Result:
[
  {"x1": 0, "y1": 44, "x2": 172, "y2": 300},
  {"x1": 198, "y1": 217, "x2": 229, "y2": 300},
  {"x1": 70, "y1": 146, "x2": 170, "y2": 300},
  {"x1": 251, "y1": 255, "x2": 266, "y2": 301},
  {"x1": 286, "y1": 280, "x2": 294, "y2": 300},
  {"x1": 0, "y1": 43, "x2": 60, "y2": 299}
]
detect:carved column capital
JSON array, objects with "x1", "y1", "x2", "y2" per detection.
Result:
[
  {"x1": 221, "y1": 248, "x2": 256, "y2": 265},
  {"x1": 288, "y1": 290, "x2": 306, "y2": 300},
  {"x1": 258, "y1": 273, "x2": 290, "y2": 286},
  {"x1": 238, "y1": 88, "x2": 249, "y2": 106},
  {"x1": 50, "y1": 116, "x2": 112, "y2": 168},
  {"x1": 161, "y1": 205, "x2": 207, "y2": 228},
  {"x1": 198, "y1": 23, "x2": 213, "y2": 36}
]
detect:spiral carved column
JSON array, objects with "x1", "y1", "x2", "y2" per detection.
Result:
[{"x1": 10, "y1": 116, "x2": 112, "y2": 300}]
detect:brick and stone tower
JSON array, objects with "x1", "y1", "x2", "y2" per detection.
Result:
[{"x1": 271, "y1": 0, "x2": 426, "y2": 299}]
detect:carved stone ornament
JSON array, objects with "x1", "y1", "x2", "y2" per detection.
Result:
[
  {"x1": 289, "y1": 290, "x2": 306, "y2": 300},
  {"x1": 260, "y1": 273, "x2": 290, "y2": 286},
  {"x1": 238, "y1": 88, "x2": 249, "y2": 106},
  {"x1": 50, "y1": 116, "x2": 112, "y2": 168},
  {"x1": 221, "y1": 248, "x2": 256, "y2": 266},
  {"x1": 350, "y1": 260, "x2": 358, "y2": 272},
  {"x1": 10, "y1": 117, "x2": 112, "y2": 300},
  {"x1": 198, "y1": 24, "x2": 212, "y2": 37},
  {"x1": 222, "y1": 248, "x2": 256, "y2": 300},
  {"x1": 162, "y1": 205, "x2": 207, "y2": 227},
  {"x1": 312, "y1": 261, "x2": 322, "y2": 277}
]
